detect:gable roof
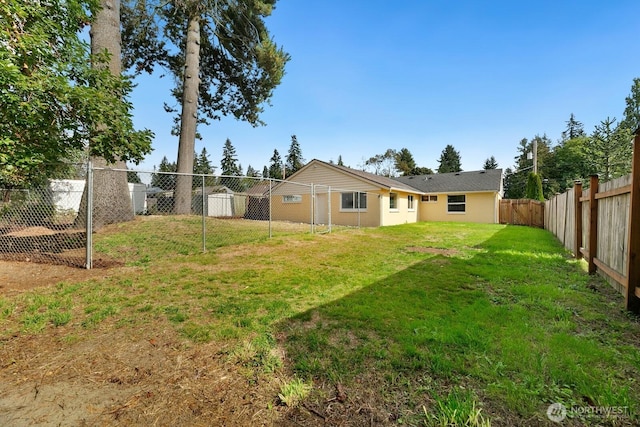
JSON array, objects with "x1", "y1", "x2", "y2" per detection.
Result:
[
  {"x1": 285, "y1": 159, "x2": 423, "y2": 193},
  {"x1": 394, "y1": 169, "x2": 503, "y2": 193}
]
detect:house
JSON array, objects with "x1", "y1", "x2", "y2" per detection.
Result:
[
  {"x1": 270, "y1": 159, "x2": 424, "y2": 227},
  {"x1": 393, "y1": 169, "x2": 503, "y2": 224}
]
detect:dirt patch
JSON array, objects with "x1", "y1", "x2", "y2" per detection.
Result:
[
  {"x1": 0, "y1": 261, "x2": 111, "y2": 294},
  {"x1": 0, "y1": 325, "x2": 286, "y2": 426}
]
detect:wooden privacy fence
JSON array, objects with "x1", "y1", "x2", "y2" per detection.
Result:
[
  {"x1": 544, "y1": 132, "x2": 640, "y2": 311},
  {"x1": 499, "y1": 199, "x2": 545, "y2": 228}
]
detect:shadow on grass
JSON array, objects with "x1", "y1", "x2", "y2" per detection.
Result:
[{"x1": 276, "y1": 225, "x2": 640, "y2": 425}]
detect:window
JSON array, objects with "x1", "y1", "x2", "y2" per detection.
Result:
[
  {"x1": 283, "y1": 195, "x2": 302, "y2": 203},
  {"x1": 421, "y1": 195, "x2": 438, "y2": 203},
  {"x1": 408, "y1": 195, "x2": 415, "y2": 210},
  {"x1": 447, "y1": 195, "x2": 466, "y2": 213},
  {"x1": 389, "y1": 192, "x2": 397, "y2": 209},
  {"x1": 341, "y1": 192, "x2": 367, "y2": 210}
]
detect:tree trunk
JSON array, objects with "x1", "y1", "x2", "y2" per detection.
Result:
[
  {"x1": 77, "y1": 0, "x2": 133, "y2": 230},
  {"x1": 174, "y1": 15, "x2": 201, "y2": 215}
]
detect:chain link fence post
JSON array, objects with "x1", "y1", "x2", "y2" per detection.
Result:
[
  {"x1": 85, "y1": 161, "x2": 93, "y2": 269},
  {"x1": 201, "y1": 175, "x2": 206, "y2": 253}
]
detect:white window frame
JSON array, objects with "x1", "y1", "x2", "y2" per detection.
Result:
[
  {"x1": 283, "y1": 195, "x2": 302, "y2": 203},
  {"x1": 408, "y1": 195, "x2": 415, "y2": 211},
  {"x1": 340, "y1": 191, "x2": 367, "y2": 211},
  {"x1": 389, "y1": 192, "x2": 398, "y2": 211},
  {"x1": 447, "y1": 194, "x2": 466, "y2": 214}
]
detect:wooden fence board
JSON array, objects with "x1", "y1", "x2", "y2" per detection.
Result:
[{"x1": 500, "y1": 199, "x2": 544, "y2": 228}]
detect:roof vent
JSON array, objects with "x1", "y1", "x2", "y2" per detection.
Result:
[
  {"x1": 480, "y1": 171, "x2": 485, "y2": 174},
  {"x1": 455, "y1": 172, "x2": 460, "y2": 175}
]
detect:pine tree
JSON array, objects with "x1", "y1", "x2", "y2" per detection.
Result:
[
  {"x1": 621, "y1": 78, "x2": 640, "y2": 134},
  {"x1": 285, "y1": 135, "x2": 305, "y2": 176},
  {"x1": 220, "y1": 139, "x2": 241, "y2": 176},
  {"x1": 337, "y1": 155, "x2": 345, "y2": 166},
  {"x1": 561, "y1": 113, "x2": 585, "y2": 141},
  {"x1": 483, "y1": 156, "x2": 498, "y2": 170},
  {"x1": 151, "y1": 156, "x2": 177, "y2": 190},
  {"x1": 262, "y1": 166, "x2": 269, "y2": 178},
  {"x1": 437, "y1": 145, "x2": 462, "y2": 173},
  {"x1": 395, "y1": 148, "x2": 417, "y2": 176},
  {"x1": 585, "y1": 117, "x2": 632, "y2": 179},
  {"x1": 268, "y1": 149, "x2": 283, "y2": 180},
  {"x1": 246, "y1": 165, "x2": 258, "y2": 177}
]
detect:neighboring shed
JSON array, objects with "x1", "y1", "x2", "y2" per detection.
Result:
[
  {"x1": 394, "y1": 169, "x2": 503, "y2": 224},
  {"x1": 271, "y1": 159, "x2": 423, "y2": 227},
  {"x1": 49, "y1": 179, "x2": 147, "y2": 215}
]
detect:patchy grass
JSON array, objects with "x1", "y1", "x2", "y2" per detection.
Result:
[{"x1": 1, "y1": 220, "x2": 639, "y2": 426}]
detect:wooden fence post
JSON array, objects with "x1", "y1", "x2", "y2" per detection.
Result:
[
  {"x1": 626, "y1": 130, "x2": 640, "y2": 311},
  {"x1": 588, "y1": 174, "x2": 599, "y2": 274},
  {"x1": 574, "y1": 181, "x2": 583, "y2": 259}
]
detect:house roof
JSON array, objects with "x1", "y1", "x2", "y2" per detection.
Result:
[
  {"x1": 394, "y1": 169, "x2": 503, "y2": 193},
  {"x1": 286, "y1": 159, "x2": 423, "y2": 193}
]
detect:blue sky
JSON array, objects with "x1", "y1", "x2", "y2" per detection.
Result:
[{"x1": 129, "y1": 0, "x2": 640, "y2": 176}]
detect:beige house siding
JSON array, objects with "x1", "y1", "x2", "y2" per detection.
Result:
[
  {"x1": 380, "y1": 190, "x2": 420, "y2": 226},
  {"x1": 419, "y1": 191, "x2": 499, "y2": 223},
  {"x1": 270, "y1": 160, "x2": 421, "y2": 227}
]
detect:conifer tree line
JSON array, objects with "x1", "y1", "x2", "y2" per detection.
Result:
[{"x1": 503, "y1": 79, "x2": 639, "y2": 200}]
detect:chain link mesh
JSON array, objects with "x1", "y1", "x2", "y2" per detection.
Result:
[{"x1": 1, "y1": 167, "x2": 378, "y2": 269}]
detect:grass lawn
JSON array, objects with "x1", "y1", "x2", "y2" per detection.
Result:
[{"x1": 1, "y1": 219, "x2": 639, "y2": 426}]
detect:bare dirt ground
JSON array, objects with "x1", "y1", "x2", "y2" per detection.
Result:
[
  {"x1": 0, "y1": 262, "x2": 398, "y2": 427},
  {"x1": 0, "y1": 261, "x2": 291, "y2": 426},
  {"x1": 0, "y1": 261, "x2": 106, "y2": 294}
]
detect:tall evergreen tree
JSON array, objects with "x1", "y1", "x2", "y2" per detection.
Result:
[
  {"x1": 395, "y1": 148, "x2": 417, "y2": 176},
  {"x1": 621, "y1": 78, "x2": 640, "y2": 134},
  {"x1": 268, "y1": 149, "x2": 283, "y2": 180},
  {"x1": 246, "y1": 165, "x2": 258, "y2": 177},
  {"x1": 337, "y1": 155, "x2": 345, "y2": 166},
  {"x1": 285, "y1": 135, "x2": 305, "y2": 176},
  {"x1": 483, "y1": 156, "x2": 498, "y2": 170},
  {"x1": 437, "y1": 145, "x2": 462, "y2": 173},
  {"x1": 151, "y1": 156, "x2": 177, "y2": 190},
  {"x1": 193, "y1": 147, "x2": 216, "y2": 187},
  {"x1": 262, "y1": 165, "x2": 269, "y2": 178},
  {"x1": 121, "y1": 0, "x2": 290, "y2": 214},
  {"x1": 585, "y1": 117, "x2": 632, "y2": 179},
  {"x1": 79, "y1": 0, "x2": 154, "y2": 228},
  {"x1": 561, "y1": 113, "x2": 585, "y2": 141},
  {"x1": 221, "y1": 139, "x2": 241, "y2": 176}
]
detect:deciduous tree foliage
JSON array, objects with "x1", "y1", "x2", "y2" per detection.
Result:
[
  {"x1": 121, "y1": 0, "x2": 290, "y2": 214},
  {"x1": 0, "y1": 0, "x2": 151, "y2": 190}
]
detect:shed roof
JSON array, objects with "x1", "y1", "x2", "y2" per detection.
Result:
[{"x1": 394, "y1": 169, "x2": 503, "y2": 193}]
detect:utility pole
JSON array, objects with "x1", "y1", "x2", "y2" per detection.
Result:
[{"x1": 533, "y1": 138, "x2": 538, "y2": 175}]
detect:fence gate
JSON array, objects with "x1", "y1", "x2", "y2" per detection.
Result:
[{"x1": 499, "y1": 199, "x2": 545, "y2": 228}]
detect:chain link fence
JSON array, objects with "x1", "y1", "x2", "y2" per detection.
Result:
[{"x1": 1, "y1": 165, "x2": 377, "y2": 269}]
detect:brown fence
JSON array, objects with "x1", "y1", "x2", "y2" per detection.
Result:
[
  {"x1": 544, "y1": 132, "x2": 640, "y2": 312},
  {"x1": 499, "y1": 199, "x2": 545, "y2": 228}
]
